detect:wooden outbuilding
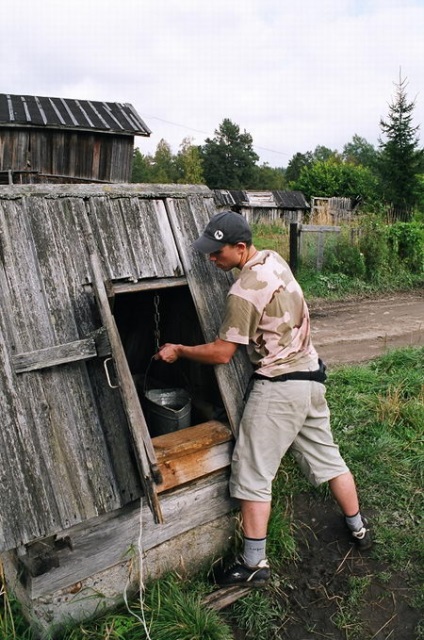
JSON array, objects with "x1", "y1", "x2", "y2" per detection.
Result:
[
  {"x1": 0, "y1": 183, "x2": 252, "y2": 637},
  {"x1": 0, "y1": 94, "x2": 151, "y2": 185},
  {"x1": 213, "y1": 189, "x2": 310, "y2": 223}
]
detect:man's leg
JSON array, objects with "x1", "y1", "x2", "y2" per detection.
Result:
[
  {"x1": 329, "y1": 472, "x2": 372, "y2": 549},
  {"x1": 241, "y1": 499, "x2": 271, "y2": 538},
  {"x1": 240, "y1": 499, "x2": 271, "y2": 567},
  {"x1": 328, "y1": 471, "x2": 359, "y2": 515}
]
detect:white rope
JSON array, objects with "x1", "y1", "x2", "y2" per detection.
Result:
[{"x1": 123, "y1": 497, "x2": 153, "y2": 640}]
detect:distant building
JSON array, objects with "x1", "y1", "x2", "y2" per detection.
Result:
[
  {"x1": 0, "y1": 93, "x2": 151, "y2": 184},
  {"x1": 213, "y1": 189, "x2": 310, "y2": 223}
]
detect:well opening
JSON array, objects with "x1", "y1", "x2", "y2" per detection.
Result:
[{"x1": 113, "y1": 285, "x2": 227, "y2": 436}]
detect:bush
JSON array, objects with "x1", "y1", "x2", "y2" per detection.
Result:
[
  {"x1": 358, "y1": 217, "x2": 391, "y2": 280},
  {"x1": 388, "y1": 222, "x2": 424, "y2": 274},
  {"x1": 323, "y1": 229, "x2": 366, "y2": 278}
]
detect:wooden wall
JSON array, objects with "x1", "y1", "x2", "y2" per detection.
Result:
[
  {"x1": 0, "y1": 128, "x2": 134, "y2": 182},
  {"x1": 0, "y1": 184, "x2": 251, "y2": 552}
]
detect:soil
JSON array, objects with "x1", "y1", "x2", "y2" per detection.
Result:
[
  {"x1": 309, "y1": 289, "x2": 424, "y2": 368},
  {"x1": 231, "y1": 290, "x2": 424, "y2": 640}
]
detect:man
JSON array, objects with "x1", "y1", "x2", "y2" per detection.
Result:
[{"x1": 156, "y1": 210, "x2": 371, "y2": 587}]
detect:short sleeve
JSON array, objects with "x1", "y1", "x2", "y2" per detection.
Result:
[{"x1": 218, "y1": 294, "x2": 261, "y2": 345}]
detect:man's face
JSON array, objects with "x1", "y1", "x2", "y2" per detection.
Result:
[{"x1": 208, "y1": 243, "x2": 245, "y2": 271}]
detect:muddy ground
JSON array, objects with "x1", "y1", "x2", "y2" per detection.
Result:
[
  {"x1": 233, "y1": 290, "x2": 424, "y2": 640},
  {"x1": 309, "y1": 289, "x2": 423, "y2": 367}
]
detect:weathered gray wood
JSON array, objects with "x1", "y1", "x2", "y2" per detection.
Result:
[
  {"x1": 86, "y1": 247, "x2": 163, "y2": 523},
  {"x1": 112, "y1": 276, "x2": 188, "y2": 295},
  {"x1": 0, "y1": 183, "x2": 212, "y2": 199},
  {"x1": 202, "y1": 586, "x2": 252, "y2": 610},
  {"x1": 0, "y1": 193, "x2": 141, "y2": 551},
  {"x1": 12, "y1": 338, "x2": 97, "y2": 373},
  {"x1": 0, "y1": 183, "x2": 253, "y2": 554},
  {"x1": 164, "y1": 196, "x2": 253, "y2": 435},
  {"x1": 300, "y1": 225, "x2": 341, "y2": 232},
  {"x1": 26, "y1": 472, "x2": 235, "y2": 598}
]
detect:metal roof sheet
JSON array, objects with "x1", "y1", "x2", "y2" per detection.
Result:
[
  {"x1": 213, "y1": 189, "x2": 309, "y2": 209},
  {"x1": 0, "y1": 94, "x2": 151, "y2": 136}
]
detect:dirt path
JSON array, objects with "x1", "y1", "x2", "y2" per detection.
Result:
[{"x1": 310, "y1": 289, "x2": 423, "y2": 367}]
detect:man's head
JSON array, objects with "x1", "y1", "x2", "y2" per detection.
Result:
[{"x1": 192, "y1": 210, "x2": 252, "y2": 254}]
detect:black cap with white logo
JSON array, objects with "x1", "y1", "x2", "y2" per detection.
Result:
[{"x1": 192, "y1": 210, "x2": 252, "y2": 254}]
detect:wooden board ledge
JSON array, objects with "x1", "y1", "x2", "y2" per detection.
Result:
[
  {"x1": 153, "y1": 421, "x2": 234, "y2": 494},
  {"x1": 153, "y1": 420, "x2": 233, "y2": 461}
]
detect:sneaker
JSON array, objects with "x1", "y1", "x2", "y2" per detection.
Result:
[
  {"x1": 212, "y1": 557, "x2": 271, "y2": 588},
  {"x1": 351, "y1": 518, "x2": 373, "y2": 550}
]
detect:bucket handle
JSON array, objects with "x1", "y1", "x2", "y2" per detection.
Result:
[{"x1": 143, "y1": 356, "x2": 192, "y2": 398}]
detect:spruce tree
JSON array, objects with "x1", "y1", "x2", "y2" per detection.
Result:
[{"x1": 378, "y1": 73, "x2": 424, "y2": 220}]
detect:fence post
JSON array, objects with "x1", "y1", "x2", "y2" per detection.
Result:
[{"x1": 289, "y1": 223, "x2": 298, "y2": 274}]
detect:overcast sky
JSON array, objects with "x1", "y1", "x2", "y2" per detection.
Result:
[{"x1": 2, "y1": 0, "x2": 424, "y2": 167}]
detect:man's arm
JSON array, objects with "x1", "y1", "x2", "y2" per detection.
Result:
[{"x1": 155, "y1": 338, "x2": 238, "y2": 365}]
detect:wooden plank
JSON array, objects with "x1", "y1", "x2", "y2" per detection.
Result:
[
  {"x1": 153, "y1": 420, "x2": 232, "y2": 461},
  {"x1": 154, "y1": 421, "x2": 234, "y2": 493},
  {"x1": 12, "y1": 338, "x2": 97, "y2": 373},
  {"x1": 86, "y1": 196, "x2": 184, "y2": 282},
  {"x1": 112, "y1": 276, "x2": 188, "y2": 295},
  {"x1": 202, "y1": 586, "x2": 252, "y2": 611},
  {"x1": 27, "y1": 472, "x2": 236, "y2": 598},
  {"x1": 86, "y1": 247, "x2": 164, "y2": 523},
  {"x1": 300, "y1": 225, "x2": 341, "y2": 232},
  {"x1": 157, "y1": 441, "x2": 233, "y2": 493}
]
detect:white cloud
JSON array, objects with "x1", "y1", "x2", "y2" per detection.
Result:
[{"x1": 1, "y1": 0, "x2": 423, "y2": 166}]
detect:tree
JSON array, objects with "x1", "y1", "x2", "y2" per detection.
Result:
[
  {"x1": 312, "y1": 145, "x2": 339, "y2": 163},
  {"x1": 250, "y1": 164, "x2": 286, "y2": 190},
  {"x1": 285, "y1": 151, "x2": 314, "y2": 184},
  {"x1": 200, "y1": 119, "x2": 259, "y2": 189},
  {"x1": 342, "y1": 135, "x2": 378, "y2": 171},
  {"x1": 175, "y1": 137, "x2": 205, "y2": 184},
  {"x1": 149, "y1": 139, "x2": 178, "y2": 183},
  {"x1": 377, "y1": 73, "x2": 424, "y2": 220},
  {"x1": 131, "y1": 147, "x2": 155, "y2": 183},
  {"x1": 293, "y1": 159, "x2": 379, "y2": 204}
]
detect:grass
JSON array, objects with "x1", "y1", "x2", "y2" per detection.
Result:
[
  {"x1": 2, "y1": 346, "x2": 423, "y2": 639},
  {"x1": 251, "y1": 216, "x2": 424, "y2": 300}
]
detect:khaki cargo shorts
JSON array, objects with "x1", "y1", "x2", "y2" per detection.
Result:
[{"x1": 229, "y1": 377, "x2": 350, "y2": 502}]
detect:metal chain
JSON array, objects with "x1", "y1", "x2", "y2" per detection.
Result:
[{"x1": 153, "y1": 293, "x2": 161, "y2": 352}]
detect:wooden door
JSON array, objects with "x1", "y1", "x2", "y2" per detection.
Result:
[{"x1": 88, "y1": 250, "x2": 164, "y2": 524}]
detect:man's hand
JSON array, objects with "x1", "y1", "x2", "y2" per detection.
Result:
[{"x1": 155, "y1": 343, "x2": 180, "y2": 363}]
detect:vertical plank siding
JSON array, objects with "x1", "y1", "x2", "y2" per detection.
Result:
[
  {"x1": 0, "y1": 130, "x2": 134, "y2": 183},
  {"x1": 0, "y1": 183, "x2": 237, "y2": 552}
]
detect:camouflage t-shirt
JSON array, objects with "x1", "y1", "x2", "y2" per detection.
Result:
[{"x1": 219, "y1": 249, "x2": 318, "y2": 377}]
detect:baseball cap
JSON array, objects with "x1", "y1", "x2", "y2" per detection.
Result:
[{"x1": 192, "y1": 210, "x2": 252, "y2": 254}]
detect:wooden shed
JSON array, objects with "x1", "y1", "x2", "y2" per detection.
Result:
[
  {"x1": 0, "y1": 183, "x2": 252, "y2": 637},
  {"x1": 0, "y1": 94, "x2": 151, "y2": 185},
  {"x1": 213, "y1": 189, "x2": 310, "y2": 223}
]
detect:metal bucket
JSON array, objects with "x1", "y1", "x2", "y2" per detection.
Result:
[{"x1": 144, "y1": 388, "x2": 191, "y2": 437}]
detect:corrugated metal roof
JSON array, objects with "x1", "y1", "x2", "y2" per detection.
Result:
[
  {"x1": 213, "y1": 189, "x2": 309, "y2": 210},
  {"x1": 273, "y1": 190, "x2": 309, "y2": 209},
  {"x1": 0, "y1": 94, "x2": 151, "y2": 136}
]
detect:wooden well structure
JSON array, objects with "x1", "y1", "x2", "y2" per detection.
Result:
[{"x1": 0, "y1": 183, "x2": 252, "y2": 636}]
